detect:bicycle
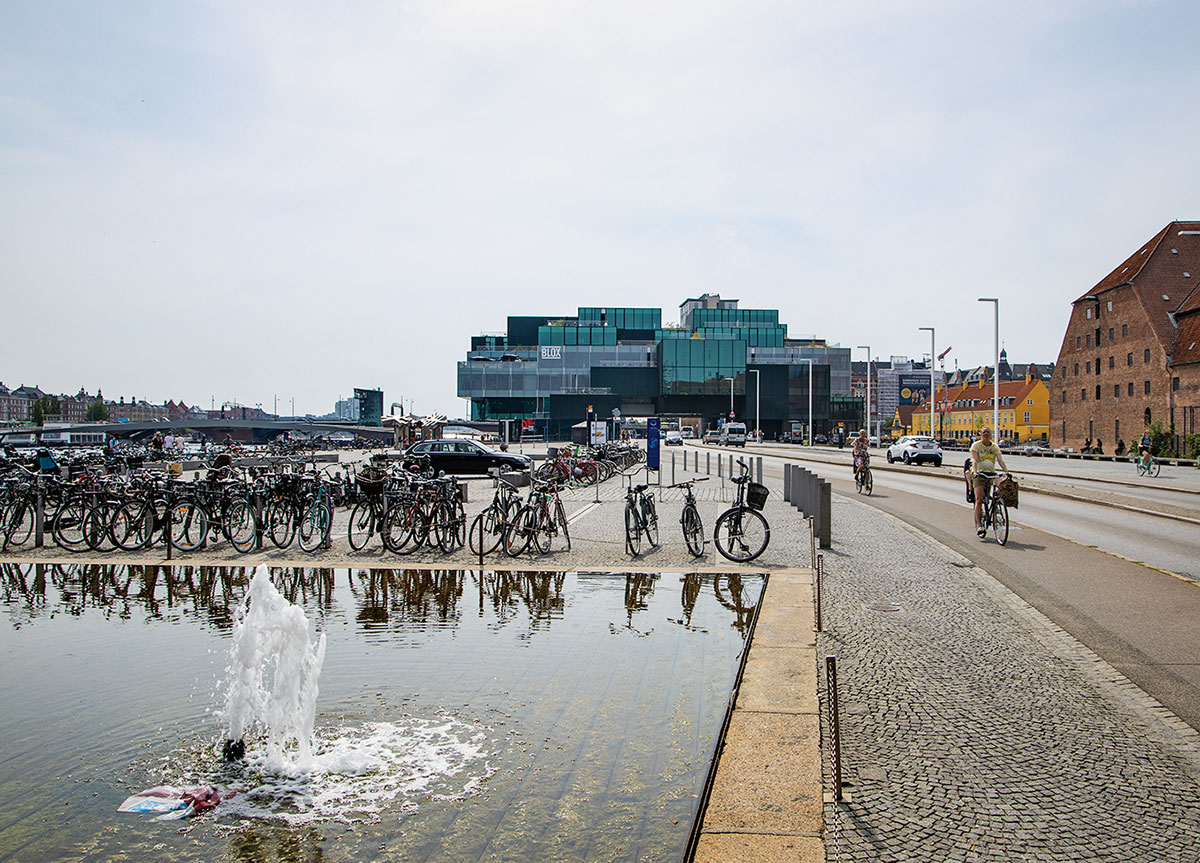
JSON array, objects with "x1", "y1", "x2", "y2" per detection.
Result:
[
  {"x1": 975, "y1": 471, "x2": 1009, "y2": 545},
  {"x1": 505, "y1": 478, "x2": 570, "y2": 557},
  {"x1": 855, "y1": 463, "x2": 873, "y2": 495},
  {"x1": 713, "y1": 459, "x2": 770, "y2": 562},
  {"x1": 347, "y1": 464, "x2": 392, "y2": 551},
  {"x1": 668, "y1": 477, "x2": 708, "y2": 557},
  {"x1": 469, "y1": 470, "x2": 523, "y2": 555},
  {"x1": 623, "y1": 478, "x2": 658, "y2": 557},
  {"x1": 1135, "y1": 454, "x2": 1161, "y2": 478}
]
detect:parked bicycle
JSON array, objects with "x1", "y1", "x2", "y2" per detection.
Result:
[
  {"x1": 623, "y1": 478, "x2": 659, "y2": 556},
  {"x1": 713, "y1": 459, "x2": 770, "y2": 562},
  {"x1": 668, "y1": 477, "x2": 708, "y2": 557},
  {"x1": 470, "y1": 469, "x2": 523, "y2": 555},
  {"x1": 975, "y1": 471, "x2": 1010, "y2": 545},
  {"x1": 505, "y1": 477, "x2": 570, "y2": 557}
]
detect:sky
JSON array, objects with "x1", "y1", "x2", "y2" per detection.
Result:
[{"x1": 3, "y1": 0, "x2": 1199, "y2": 418}]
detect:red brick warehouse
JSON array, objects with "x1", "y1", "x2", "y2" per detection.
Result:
[{"x1": 1050, "y1": 220, "x2": 1200, "y2": 453}]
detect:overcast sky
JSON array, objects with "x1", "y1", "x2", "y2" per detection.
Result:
[{"x1": 3, "y1": 0, "x2": 1198, "y2": 418}]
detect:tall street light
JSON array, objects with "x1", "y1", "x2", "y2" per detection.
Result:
[
  {"x1": 918, "y1": 327, "x2": 935, "y2": 439},
  {"x1": 856, "y1": 345, "x2": 871, "y2": 440},
  {"x1": 978, "y1": 298, "x2": 1000, "y2": 438},
  {"x1": 725, "y1": 377, "x2": 735, "y2": 419},
  {"x1": 797, "y1": 359, "x2": 813, "y2": 445},
  {"x1": 748, "y1": 369, "x2": 760, "y2": 443}
]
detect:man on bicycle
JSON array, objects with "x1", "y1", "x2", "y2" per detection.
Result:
[
  {"x1": 969, "y1": 427, "x2": 1008, "y2": 538},
  {"x1": 852, "y1": 428, "x2": 870, "y2": 478}
]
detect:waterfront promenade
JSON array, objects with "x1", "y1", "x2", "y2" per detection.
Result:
[{"x1": 4, "y1": 450, "x2": 1199, "y2": 860}]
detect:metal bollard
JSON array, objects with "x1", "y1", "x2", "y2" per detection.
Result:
[
  {"x1": 825, "y1": 656, "x2": 844, "y2": 801},
  {"x1": 809, "y1": 516, "x2": 816, "y2": 570},
  {"x1": 34, "y1": 488, "x2": 44, "y2": 548},
  {"x1": 818, "y1": 480, "x2": 832, "y2": 548},
  {"x1": 756, "y1": 456, "x2": 762, "y2": 485},
  {"x1": 814, "y1": 553, "x2": 823, "y2": 632}
]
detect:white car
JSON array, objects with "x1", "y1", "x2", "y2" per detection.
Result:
[
  {"x1": 886, "y1": 435, "x2": 944, "y2": 466},
  {"x1": 664, "y1": 430, "x2": 684, "y2": 446}
]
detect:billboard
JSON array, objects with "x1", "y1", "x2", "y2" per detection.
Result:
[{"x1": 897, "y1": 375, "x2": 930, "y2": 407}]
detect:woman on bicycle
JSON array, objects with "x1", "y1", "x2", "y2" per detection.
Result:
[
  {"x1": 969, "y1": 427, "x2": 1008, "y2": 538},
  {"x1": 852, "y1": 428, "x2": 870, "y2": 478}
]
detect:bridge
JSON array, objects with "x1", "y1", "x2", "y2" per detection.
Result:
[{"x1": 0, "y1": 417, "x2": 502, "y2": 445}]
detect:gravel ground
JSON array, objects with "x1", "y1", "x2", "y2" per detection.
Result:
[{"x1": 818, "y1": 491, "x2": 1200, "y2": 862}]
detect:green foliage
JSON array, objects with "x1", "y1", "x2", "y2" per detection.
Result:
[
  {"x1": 85, "y1": 401, "x2": 109, "y2": 422},
  {"x1": 31, "y1": 395, "x2": 62, "y2": 426},
  {"x1": 1184, "y1": 433, "x2": 1200, "y2": 461},
  {"x1": 1144, "y1": 419, "x2": 1176, "y2": 457}
]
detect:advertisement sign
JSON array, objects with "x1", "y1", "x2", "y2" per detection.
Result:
[
  {"x1": 590, "y1": 421, "x2": 607, "y2": 446},
  {"x1": 647, "y1": 417, "x2": 660, "y2": 469},
  {"x1": 898, "y1": 374, "x2": 930, "y2": 406}
]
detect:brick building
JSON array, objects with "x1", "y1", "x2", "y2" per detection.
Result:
[
  {"x1": 1050, "y1": 220, "x2": 1200, "y2": 452},
  {"x1": 912, "y1": 375, "x2": 1049, "y2": 443}
]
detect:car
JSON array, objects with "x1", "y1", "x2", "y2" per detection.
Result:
[
  {"x1": 886, "y1": 435, "x2": 944, "y2": 466},
  {"x1": 868, "y1": 435, "x2": 880, "y2": 447},
  {"x1": 813, "y1": 434, "x2": 828, "y2": 445},
  {"x1": 664, "y1": 430, "x2": 684, "y2": 446},
  {"x1": 703, "y1": 429, "x2": 721, "y2": 444},
  {"x1": 401, "y1": 439, "x2": 532, "y2": 475}
]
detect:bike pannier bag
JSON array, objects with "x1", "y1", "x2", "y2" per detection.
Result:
[{"x1": 746, "y1": 481, "x2": 769, "y2": 511}]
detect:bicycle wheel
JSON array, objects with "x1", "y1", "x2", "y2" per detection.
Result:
[
  {"x1": 267, "y1": 499, "x2": 296, "y2": 549},
  {"x1": 51, "y1": 499, "x2": 89, "y2": 551},
  {"x1": 347, "y1": 500, "x2": 376, "y2": 550},
  {"x1": 433, "y1": 502, "x2": 457, "y2": 553},
  {"x1": 170, "y1": 502, "x2": 210, "y2": 552},
  {"x1": 644, "y1": 497, "x2": 659, "y2": 548},
  {"x1": 382, "y1": 502, "x2": 416, "y2": 553},
  {"x1": 469, "y1": 507, "x2": 498, "y2": 556},
  {"x1": 111, "y1": 500, "x2": 153, "y2": 551},
  {"x1": 449, "y1": 499, "x2": 467, "y2": 550},
  {"x1": 298, "y1": 501, "x2": 332, "y2": 552},
  {"x1": 625, "y1": 502, "x2": 642, "y2": 556},
  {"x1": 713, "y1": 507, "x2": 770, "y2": 562},
  {"x1": 504, "y1": 504, "x2": 535, "y2": 557},
  {"x1": 529, "y1": 503, "x2": 556, "y2": 554},
  {"x1": 82, "y1": 504, "x2": 114, "y2": 552},
  {"x1": 1, "y1": 499, "x2": 35, "y2": 550},
  {"x1": 863, "y1": 468, "x2": 873, "y2": 496},
  {"x1": 991, "y1": 497, "x2": 1009, "y2": 546},
  {"x1": 1151, "y1": 460, "x2": 1161, "y2": 478},
  {"x1": 682, "y1": 504, "x2": 704, "y2": 557},
  {"x1": 226, "y1": 500, "x2": 259, "y2": 554},
  {"x1": 554, "y1": 497, "x2": 571, "y2": 552}
]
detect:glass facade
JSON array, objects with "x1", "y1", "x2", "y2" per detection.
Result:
[{"x1": 458, "y1": 298, "x2": 849, "y2": 438}]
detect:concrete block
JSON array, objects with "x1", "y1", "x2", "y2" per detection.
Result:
[
  {"x1": 693, "y1": 833, "x2": 824, "y2": 863},
  {"x1": 737, "y1": 645, "x2": 818, "y2": 713}
]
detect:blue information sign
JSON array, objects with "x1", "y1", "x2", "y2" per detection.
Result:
[{"x1": 647, "y1": 417, "x2": 660, "y2": 470}]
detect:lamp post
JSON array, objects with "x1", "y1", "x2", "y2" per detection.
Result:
[
  {"x1": 978, "y1": 298, "x2": 999, "y2": 438},
  {"x1": 918, "y1": 327, "x2": 935, "y2": 439},
  {"x1": 856, "y1": 345, "x2": 871, "y2": 440},
  {"x1": 748, "y1": 369, "x2": 760, "y2": 443},
  {"x1": 797, "y1": 359, "x2": 813, "y2": 445},
  {"x1": 725, "y1": 377, "x2": 735, "y2": 419}
]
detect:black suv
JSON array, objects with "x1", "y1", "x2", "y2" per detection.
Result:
[{"x1": 402, "y1": 439, "x2": 532, "y2": 475}]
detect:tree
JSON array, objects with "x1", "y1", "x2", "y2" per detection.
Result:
[
  {"x1": 32, "y1": 395, "x2": 60, "y2": 426},
  {"x1": 85, "y1": 401, "x2": 109, "y2": 422}
]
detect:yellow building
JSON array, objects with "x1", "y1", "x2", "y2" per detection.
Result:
[{"x1": 911, "y1": 375, "x2": 1049, "y2": 443}]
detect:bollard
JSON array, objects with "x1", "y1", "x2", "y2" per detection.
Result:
[
  {"x1": 809, "y1": 516, "x2": 816, "y2": 570},
  {"x1": 34, "y1": 487, "x2": 44, "y2": 548},
  {"x1": 825, "y1": 656, "x2": 844, "y2": 801},
  {"x1": 706, "y1": 451, "x2": 711, "y2": 476},
  {"x1": 818, "y1": 480, "x2": 832, "y2": 548},
  {"x1": 672, "y1": 451, "x2": 676, "y2": 486},
  {"x1": 783, "y1": 464, "x2": 791, "y2": 503},
  {"x1": 756, "y1": 456, "x2": 762, "y2": 485}
]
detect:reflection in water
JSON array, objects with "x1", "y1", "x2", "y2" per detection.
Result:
[{"x1": 0, "y1": 564, "x2": 761, "y2": 639}]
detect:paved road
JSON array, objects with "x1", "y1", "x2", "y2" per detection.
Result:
[{"x1": 709, "y1": 444, "x2": 1200, "y2": 734}]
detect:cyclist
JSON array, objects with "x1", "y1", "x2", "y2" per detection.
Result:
[
  {"x1": 1139, "y1": 429, "x2": 1153, "y2": 469},
  {"x1": 852, "y1": 428, "x2": 870, "y2": 480},
  {"x1": 969, "y1": 426, "x2": 1008, "y2": 538}
]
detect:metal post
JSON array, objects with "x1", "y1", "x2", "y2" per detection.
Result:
[
  {"x1": 672, "y1": 450, "x2": 676, "y2": 485},
  {"x1": 809, "y1": 516, "x2": 816, "y2": 570},
  {"x1": 825, "y1": 655, "x2": 843, "y2": 801},
  {"x1": 814, "y1": 553, "x2": 823, "y2": 632},
  {"x1": 819, "y1": 480, "x2": 832, "y2": 548},
  {"x1": 34, "y1": 487, "x2": 44, "y2": 548},
  {"x1": 756, "y1": 456, "x2": 762, "y2": 485}
]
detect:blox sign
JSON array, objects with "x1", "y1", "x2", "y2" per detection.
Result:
[{"x1": 540, "y1": 346, "x2": 562, "y2": 360}]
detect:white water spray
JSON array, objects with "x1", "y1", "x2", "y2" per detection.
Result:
[{"x1": 222, "y1": 567, "x2": 327, "y2": 775}]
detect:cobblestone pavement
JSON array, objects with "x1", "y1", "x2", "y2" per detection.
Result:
[{"x1": 818, "y1": 494, "x2": 1200, "y2": 862}]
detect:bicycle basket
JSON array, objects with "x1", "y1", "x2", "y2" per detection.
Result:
[
  {"x1": 997, "y1": 476, "x2": 1019, "y2": 508},
  {"x1": 356, "y1": 466, "x2": 386, "y2": 495},
  {"x1": 746, "y1": 481, "x2": 769, "y2": 511}
]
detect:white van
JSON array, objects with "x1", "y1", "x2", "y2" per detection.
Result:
[{"x1": 719, "y1": 422, "x2": 747, "y2": 447}]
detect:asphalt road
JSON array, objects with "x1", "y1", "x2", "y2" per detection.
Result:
[{"x1": 708, "y1": 443, "x2": 1200, "y2": 733}]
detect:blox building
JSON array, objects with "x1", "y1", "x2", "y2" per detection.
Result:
[{"x1": 457, "y1": 295, "x2": 854, "y2": 440}]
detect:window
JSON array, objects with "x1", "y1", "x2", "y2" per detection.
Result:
[
  {"x1": 1024, "y1": 411, "x2": 1031, "y2": 423},
  {"x1": 1095, "y1": 357, "x2": 1101, "y2": 375},
  {"x1": 1128, "y1": 382, "x2": 1134, "y2": 396},
  {"x1": 1096, "y1": 385, "x2": 1101, "y2": 400},
  {"x1": 1114, "y1": 384, "x2": 1120, "y2": 398},
  {"x1": 1109, "y1": 328, "x2": 1115, "y2": 342},
  {"x1": 1086, "y1": 307, "x2": 1092, "y2": 319},
  {"x1": 1061, "y1": 391, "x2": 1066, "y2": 403},
  {"x1": 1081, "y1": 389, "x2": 1087, "y2": 401},
  {"x1": 1173, "y1": 377, "x2": 1181, "y2": 391},
  {"x1": 1085, "y1": 361, "x2": 1091, "y2": 373},
  {"x1": 1127, "y1": 352, "x2": 1133, "y2": 366},
  {"x1": 1109, "y1": 356, "x2": 1114, "y2": 370},
  {"x1": 1086, "y1": 334, "x2": 1092, "y2": 347},
  {"x1": 1074, "y1": 363, "x2": 1079, "y2": 376},
  {"x1": 1145, "y1": 381, "x2": 1151, "y2": 395},
  {"x1": 1095, "y1": 328, "x2": 1101, "y2": 345},
  {"x1": 1027, "y1": 399, "x2": 1033, "y2": 405},
  {"x1": 1122, "y1": 324, "x2": 1128, "y2": 338},
  {"x1": 1061, "y1": 366, "x2": 1066, "y2": 378},
  {"x1": 1107, "y1": 301, "x2": 1113, "y2": 312},
  {"x1": 1144, "y1": 348, "x2": 1151, "y2": 363},
  {"x1": 1076, "y1": 335, "x2": 1082, "y2": 349}
]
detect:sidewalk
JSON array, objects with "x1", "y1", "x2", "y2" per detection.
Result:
[{"x1": 817, "y1": 493, "x2": 1200, "y2": 861}]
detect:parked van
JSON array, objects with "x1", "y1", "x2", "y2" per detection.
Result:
[{"x1": 719, "y1": 422, "x2": 747, "y2": 447}]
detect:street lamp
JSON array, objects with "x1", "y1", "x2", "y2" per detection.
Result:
[
  {"x1": 918, "y1": 327, "x2": 935, "y2": 439},
  {"x1": 978, "y1": 298, "x2": 999, "y2": 438},
  {"x1": 797, "y1": 359, "x2": 813, "y2": 445},
  {"x1": 748, "y1": 369, "x2": 760, "y2": 443},
  {"x1": 856, "y1": 345, "x2": 871, "y2": 441},
  {"x1": 725, "y1": 377, "x2": 735, "y2": 418}
]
